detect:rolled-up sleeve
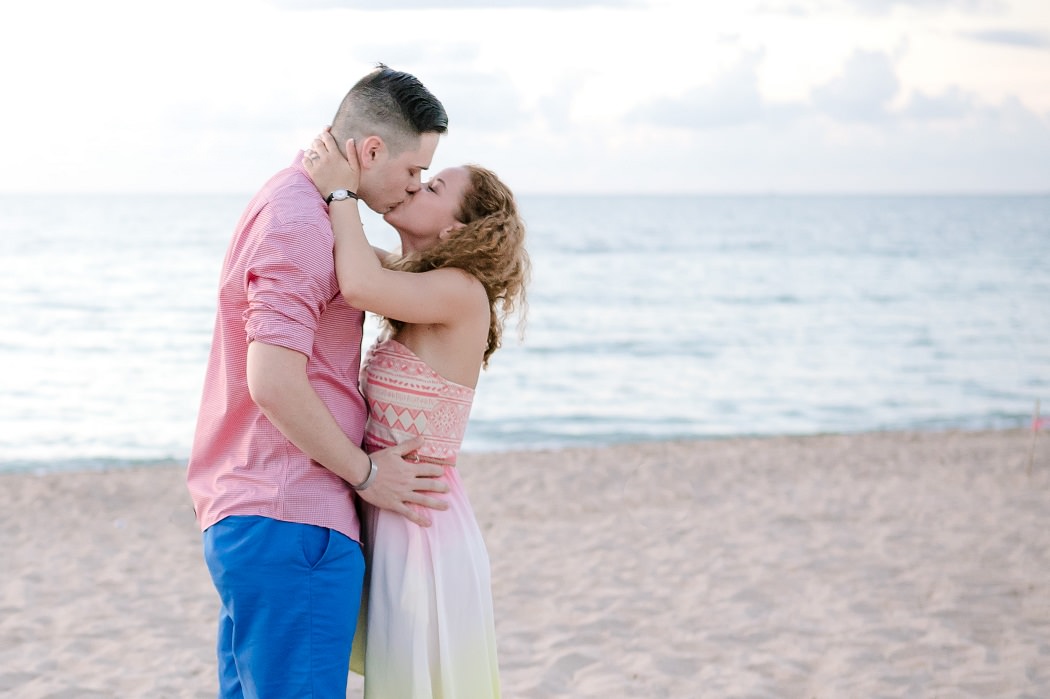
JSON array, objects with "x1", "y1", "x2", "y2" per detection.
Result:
[{"x1": 243, "y1": 208, "x2": 336, "y2": 357}]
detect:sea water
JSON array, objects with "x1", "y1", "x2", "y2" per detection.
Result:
[{"x1": 1, "y1": 193, "x2": 1047, "y2": 472}]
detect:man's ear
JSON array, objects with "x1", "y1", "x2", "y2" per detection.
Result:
[
  {"x1": 438, "y1": 221, "x2": 467, "y2": 240},
  {"x1": 357, "y1": 135, "x2": 384, "y2": 169}
]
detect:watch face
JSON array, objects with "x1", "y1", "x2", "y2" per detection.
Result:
[{"x1": 327, "y1": 189, "x2": 357, "y2": 204}]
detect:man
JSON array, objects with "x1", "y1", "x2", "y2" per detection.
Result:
[{"x1": 187, "y1": 64, "x2": 450, "y2": 698}]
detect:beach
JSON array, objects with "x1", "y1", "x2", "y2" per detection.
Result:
[{"x1": 2, "y1": 429, "x2": 1048, "y2": 698}]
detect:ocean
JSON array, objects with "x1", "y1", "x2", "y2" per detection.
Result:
[{"x1": 1, "y1": 193, "x2": 1047, "y2": 473}]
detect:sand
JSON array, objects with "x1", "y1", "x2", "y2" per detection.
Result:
[{"x1": 1, "y1": 429, "x2": 1047, "y2": 698}]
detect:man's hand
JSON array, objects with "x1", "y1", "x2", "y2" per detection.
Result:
[{"x1": 356, "y1": 436, "x2": 449, "y2": 527}]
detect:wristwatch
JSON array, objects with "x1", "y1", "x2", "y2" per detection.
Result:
[{"x1": 326, "y1": 189, "x2": 359, "y2": 204}]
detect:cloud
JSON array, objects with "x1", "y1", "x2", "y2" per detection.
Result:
[
  {"x1": 961, "y1": 29, "x2": 1050, "y2": 49},
  {"x1": 626, "y1": 52, "x2": 775, "y2": 130},
  {"x1": 428, "y1": 72, "x2": 529, "y2": 132},
  {"x1": 603, "y1": 95, "x2": 1050, "y2": 194},
  {"x1": 811, "y1": 50, "x2": 900, "y2": 122},
  {"x1": 626, "y1": 48, "x2": 937, "y2": 131},
  {"x1": 754, "y1": 2, "x2": 814, "y2": 17},
  {"x1": 901, "y1": 86, "x2": 977, "y2": 120},
  {"x1": 535, "y1": 74, "x2": 592, "y2": 131},
  {"x1": 267, "y1": 0, "x2": 645, "y2": 9},
  {"x1": 759, "y1": 0, "x2": 1005, "y2": 17},
  {"x1": 841, "y1": 0, "x2": 1004, "y2": 13}
]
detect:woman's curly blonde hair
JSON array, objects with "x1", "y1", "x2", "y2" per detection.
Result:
[{"x1": 383, "y1": 165, "x2": 530, "y2": 367}]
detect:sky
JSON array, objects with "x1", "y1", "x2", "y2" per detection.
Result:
[{"x1": 2, "y1": 0, "x2": 1048, "y2": 195}]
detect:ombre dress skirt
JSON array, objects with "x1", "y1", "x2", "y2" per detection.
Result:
[{"x1": 350, "y1": 339, "x2": 500, "y2": 698}]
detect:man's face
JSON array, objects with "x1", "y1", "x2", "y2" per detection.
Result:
[{"x1": 359, "y1": 131, "x2": 440, "y2": 215}]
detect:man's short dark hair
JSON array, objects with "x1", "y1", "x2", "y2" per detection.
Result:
[{"x1": 332, "y1": 63, "x2": 448, "y2": 154}]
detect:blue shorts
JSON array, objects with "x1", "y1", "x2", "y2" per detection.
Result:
[{"x1": 203, "y1": 515, "x2": 365, "y2": 699}]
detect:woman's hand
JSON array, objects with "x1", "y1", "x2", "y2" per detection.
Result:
[{"x1": 302, "y1": 129, "x2": 361, "y2": 199}]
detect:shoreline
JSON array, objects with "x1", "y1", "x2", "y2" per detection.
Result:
[
  {"x1": 2, "y1": 420, "x2": 1041, "y2": 476},
  {"x1": 2, "y1": 428, "x2": 1048, "y2": 697}
]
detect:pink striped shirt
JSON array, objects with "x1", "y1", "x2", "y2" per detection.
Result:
[{"x1": 187, "y1": 153, "x2": 366, "y2": 542}]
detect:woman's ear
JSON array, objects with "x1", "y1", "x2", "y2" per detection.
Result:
[{"x1": 438, "y1": 221, "x2": 466, "y2": 240}]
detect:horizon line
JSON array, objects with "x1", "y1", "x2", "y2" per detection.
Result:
[{"x1": 1, "y1": 189, "x2": 1048, "y2": 198}]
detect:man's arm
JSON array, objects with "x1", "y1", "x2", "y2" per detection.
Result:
[{"x1": 246, "y1": 340, "x2": 448, "y2": 526}]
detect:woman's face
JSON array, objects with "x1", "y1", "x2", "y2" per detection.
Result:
[{"x1": 383, "y1": 166, "x2": 471, "y2": 251}]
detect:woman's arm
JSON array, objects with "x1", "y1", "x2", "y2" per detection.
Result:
[{"x1": 303, "y1": 132, "x2": 485, "y2": 325}]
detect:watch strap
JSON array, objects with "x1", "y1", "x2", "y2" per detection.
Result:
[{"x1": 325, "y1": 189, "x2": 359, "y2": 204}]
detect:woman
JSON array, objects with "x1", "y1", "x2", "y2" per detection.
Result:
[{"x1": 303, "y1": 130, "x2": 529, "y2": 698}]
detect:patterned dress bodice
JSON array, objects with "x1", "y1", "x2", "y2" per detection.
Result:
[{"x1": 360, "y1": 338, "x2": 475, "y2": 464}]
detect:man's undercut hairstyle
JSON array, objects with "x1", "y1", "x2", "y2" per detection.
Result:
[{"x1": 332, "y1": 63, "x2": 449, "y2": 156}]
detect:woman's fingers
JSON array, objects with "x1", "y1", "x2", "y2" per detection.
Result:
[{"x1": 310, "y1": 130, "x2": 338, "y2": 155}]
